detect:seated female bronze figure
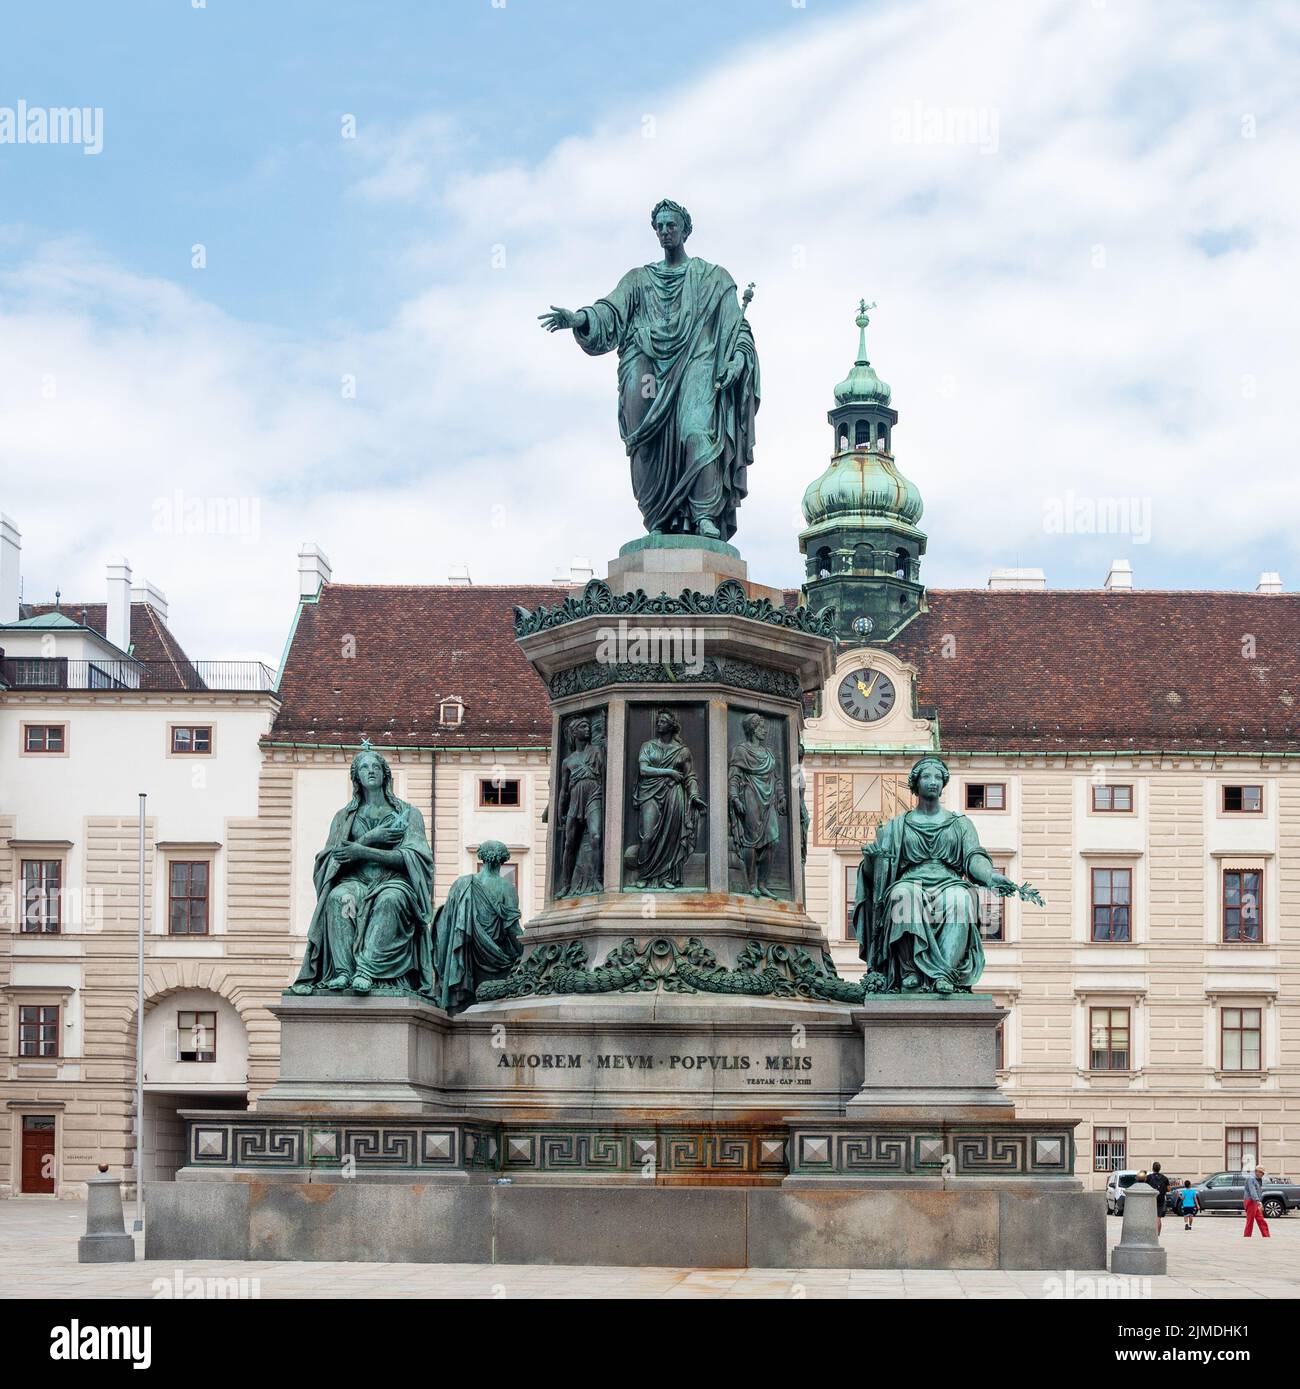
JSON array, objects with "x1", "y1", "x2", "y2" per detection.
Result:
[
  {"x1": 852, "y1": 754, "x2": 1042, "y2": 993},
  {"x1": 290, "y1": 745, "x2": 435, "y2": 997}
]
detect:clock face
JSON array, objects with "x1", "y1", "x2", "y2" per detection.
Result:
[{"x1": 837, "y1": 667, "x2": 897, "y2": 723}]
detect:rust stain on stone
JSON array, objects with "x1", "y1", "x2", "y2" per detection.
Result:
[{"x1": 297, "y1": 1183, "x2": 337, "y2": 1204}]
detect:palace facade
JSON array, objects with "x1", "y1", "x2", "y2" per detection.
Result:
[{"x1": 2, "y1": 312, "x2": 1296, "y2": 1198}]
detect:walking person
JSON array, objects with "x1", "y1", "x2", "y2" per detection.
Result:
[
  {"x1": 1178, "y1": 1179, "x2": 1199, "y2": 1230},
  {"x1": 1147, "y1": 1161, "x2": 1171, "y2": 1235},
  {"x1": 1243, "y1": 1165, "x2": 1272, "y2": 1238}
]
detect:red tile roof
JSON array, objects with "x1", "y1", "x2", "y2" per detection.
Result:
[
  {"x1": 270, "y1": 584, "x2": 558, "y2": 748},
  {"x1": 270, "y1": 583, "x2": 1300, "y2": 754},
  {"x1": 891, "y1": 590, "x2": 1300, "y2": 752}
]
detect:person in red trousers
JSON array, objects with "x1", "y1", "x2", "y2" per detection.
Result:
[{"x1": 1243, "y1": 1165, "x2": 1271, "y2": 1238}]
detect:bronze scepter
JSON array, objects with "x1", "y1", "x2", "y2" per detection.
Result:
[{"x1": 715, "y1": 282, "x2": 755, "y2": 392}]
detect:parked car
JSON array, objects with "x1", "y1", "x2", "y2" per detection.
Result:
[
  {"x1": 1105, "y1": 1169, "x2": 1142, "y2": 1215},
  {"x1": 1192, "y1": 1172, "x2": 1300, "y2": 1220},
  {"x1": 1105, "y1": 1169, "x2": 1182, "y2": 1215}
]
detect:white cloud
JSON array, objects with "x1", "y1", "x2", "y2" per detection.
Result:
[{"x1": 2, "y1": 0, "x2": 1298, "y2": 664}]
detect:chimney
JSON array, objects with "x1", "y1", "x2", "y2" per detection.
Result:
[
  {"x1": 447, "y1": 564, "x2": 472, "y2": 585},
  {"x1": 297, "y1": 543, "x2": 332, "y2": 600},
  {"x1": 106, "y1": 558, "x2": 132, "y2": 652},
  {"x1": 1104, "y1": 559, "x2": 1133, "y2": 591},
  {"x1": 0, "y1": 514, "x2": 19, "y2": 623},
  {"x1": 1257, "y1": 571, "x2": 1282, "y2": 594},
  {"x1": 987, "y1": 567, "x2": 1046, "y2": 591},
  {"x1": 131, "y1": 580, "x2": 169, "y2": 622},
  {"x1": 553, "y1": 556, "x2": 595, "y2": 586}
]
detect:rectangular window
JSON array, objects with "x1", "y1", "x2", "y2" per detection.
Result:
[
  {"x1": 844, "y1": 862, "x2": 858, "y2": 940},
  {"x1": 964, "y1": 782, "x2": 1005, "y2": 811},
  {"x1": 994, "y1": 1020, "x2": 1005, "y2": 1070},
  {"x1": 1089, "y1": 1006, "x2": 1130, "y2": 1071},
  {"x1": 20, "y1": 860, "x2": 62, "y2": 933},
  {"x1": 1221, "y1": 1007, "x2": 1262, "y2": 1072},
  {"x1": 499, "y1": 861, "x2": 519, "y2": 889},
  {"x1": 23, "y1": 724, "x2": 65, "y2": 753},
  {"x1": 177, "y1": 1010, "x2": 216, "y2": 1062},
  {"x1": 18, "y1": 1004, "x2": 60, "y2": 1058},
  {"x1": 1092, "y1": 784, "x2": 1133, "y2": 812},
  {"x1": 1225, "y1": 1126, "x2": 1259, "y2": 1172},
  {"x1": 1090, "y1": 867, "x2": 1132, "y2": 943},
  {"x1": 170, "y1": 725, "x2": 212, "y2": 754},
  {"x1": 1222, "y1": 784, "x2": 1262, "y2": 814},
  {"x1": 479, "y1": 778, "x2": 521, "y2": 808},
  {"x1": 1222, "y1": 868, "x2": 1263, "y2": 943},
  {"x1": 168, "y1": 861, "x2": 210, "y2": 935},
  {"x1": 1094, "y1": 1126, "x2": 1128, "y2": 1172}
]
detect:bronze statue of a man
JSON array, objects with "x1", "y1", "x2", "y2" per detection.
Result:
[{"x1": 539, "y1": 199, "x2": 759, "y2": 542}]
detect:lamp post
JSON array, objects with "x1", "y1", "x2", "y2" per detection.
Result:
[{"x1": 135, "y1": 791, "x2": 145, "y2": 1233}]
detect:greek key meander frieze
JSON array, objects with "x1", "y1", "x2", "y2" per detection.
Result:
[
  {"x1": 513, "y1": 577, "x2": 837, "y2": 642},
  {"x1": 788, "y1": 1129, "x2": 1075, "y2": 1177},
  {"x1": 188, "y1": 1119, "x2": 1072, "y2": 1178},
  {"x1": 547, "y1": 656, "x2": 803, "y2": 702},
  {"x1": 475, "y1": 935, "x2": 872, "y2": 1004}
]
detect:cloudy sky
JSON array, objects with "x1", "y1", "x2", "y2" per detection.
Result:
[{"x1": 2, "y1": 0, "x2": 1297, "y2": 664}]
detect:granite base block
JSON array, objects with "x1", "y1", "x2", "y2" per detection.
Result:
[{"x1": 146, "y1": 1179, "x2": 1106, "y2": 1269}]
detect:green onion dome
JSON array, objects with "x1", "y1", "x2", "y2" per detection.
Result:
[{"x1": 801, "y1": 449, "x2": 924, "y2": 529}]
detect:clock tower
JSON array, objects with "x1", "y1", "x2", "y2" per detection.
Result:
[{"x1": 798, "y1": 301, "x2": 927, "y2": 645}]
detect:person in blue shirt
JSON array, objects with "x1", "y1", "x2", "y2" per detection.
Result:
[{"x1": 1178, "y1": 1179, "x2": 1199, "y2": 1230}]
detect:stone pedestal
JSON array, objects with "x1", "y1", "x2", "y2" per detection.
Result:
[
  {"x1": 78, "y1": 1172, "x2": 136, "y2": 1263},
  {"x1": 257, "y1": 995, "x2": 452, "y2": 1114},
  {"x1": 848, "y1": 997, "x2": 1011, "y2": 1111},
  {"x1": 146, "y1": 539, "x2": 1105, "y2": 1271},
  {"x1": 1110, "y1": 1180, "x2": 1167, "y2": 1275},
  {"x1": 604, "y1": 532, "x2": 792, "y2": 608}
]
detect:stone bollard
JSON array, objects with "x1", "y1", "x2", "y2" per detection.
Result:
[
  {"x1": 78, "y1": 1166, "x2": 136, "y2": 1263},
  {"x1": 1109, "y1": 1180, "x2": 1166, "y2": 1275}
]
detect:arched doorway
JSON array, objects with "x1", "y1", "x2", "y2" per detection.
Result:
[{"x1": 142, "y1": 987, "x2": 249, "y2": 1181}]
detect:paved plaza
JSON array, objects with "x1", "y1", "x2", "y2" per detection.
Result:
[{"x1": 1, "y1": 1199, "x2": 1295, "y2": 1299}]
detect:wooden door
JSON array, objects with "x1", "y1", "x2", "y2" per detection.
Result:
[{"x1": 21, "y1": 1115, "x2": 56, "y2": 1193}]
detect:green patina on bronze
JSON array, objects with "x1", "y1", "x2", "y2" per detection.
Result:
[
  {"x1": 513, "y1": 577, "x2": 836, "y2": 642},
  {"x1": 851, "y1": 754, "x2": 1045, "y2": 994},
  {"x1": 548, "y1": 656, "x2": 802, "y2": 702},
  {"x1": 728, "y1": 712, "x2": 788, "y2": 899},
  {"x1": 618, "y1": 531, "x2": 741, "y2": 560},
  {"x1": 431, "y1": 840, "x2": 524, "y2": 1015},
  {"x1": 288, "y1": 744, "x2": 435, "y2": 999},
  {"x1": 540, "y1": 200, "x2": 758, "y2": 543},
  {"x1": 477, "y1": 935, "x2": 868, "y2": 1004},
  {"x1": 629, "y1": 708, "x2": 707, "y2": 889},
  {"x1": 554, "y1": 713, "x2": 606, "y2": 899}
]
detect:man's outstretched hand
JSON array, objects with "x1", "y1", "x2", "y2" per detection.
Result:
[{"x1": 539, "y1": 306, "x2": 581, "y2": 332}]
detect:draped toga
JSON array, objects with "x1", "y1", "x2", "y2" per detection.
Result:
[{"x1": 574, "y1": 257, "x2": 758, "y2": 539}]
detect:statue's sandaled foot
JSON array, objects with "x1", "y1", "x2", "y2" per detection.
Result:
[
  {"x1": 324, "y1": 974, "x2": 352, "y2": 991},
  {"x1": 696, "y1": 519, "x2": 721, "y2": 540},
  {"x1": 288, "y1": 982, "x2": 313, "y2": 996},
  {"x1": 351, "y1": 974, "x2": 373, "y2": 993},
  {"x1": 901, "y1": 972, "x2": 921, "y2": 991},
  {"x1": 936, "y1": 977, "x2": 954, "y2": 995},
  {"x1": 757, "y1": 884, "x2": 777, "y2": 899}
]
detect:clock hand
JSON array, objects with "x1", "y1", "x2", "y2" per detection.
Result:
[{"x1": 860, "y1": 673, "x2": 879, "y2": 699}]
